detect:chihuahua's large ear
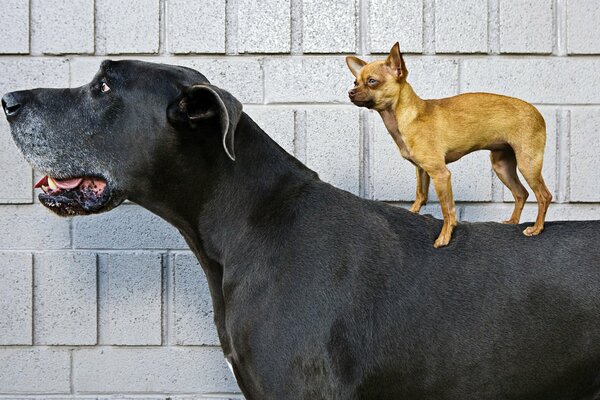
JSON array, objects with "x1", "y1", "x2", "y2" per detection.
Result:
[
  {"x1": 168, "y1": 84, "x2": 243, "y2": 160},
  {"x1": 346, "y1": 56, "x2": 367, "y2": 77},
  {"x1": 385, "y1": 42, "x2": 408, "y2": 80}
]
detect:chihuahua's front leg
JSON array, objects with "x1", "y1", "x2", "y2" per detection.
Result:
[
  {"x1": 427, "y1": 165, "x2": 457, "y2": 248},
  {"x1": 410, "y1": 167, "x2": 430, "y2": 213}
]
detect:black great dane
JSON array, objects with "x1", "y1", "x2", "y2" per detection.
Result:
[{"x1": 3, "y1": 60, "x2": 600, "y2": 400}]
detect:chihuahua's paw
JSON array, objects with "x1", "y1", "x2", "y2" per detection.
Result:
[
  {"x1": 409, "y1": 205, "x2": 422, "y2": 213},
  {"x1": 502, "y1": 218, "x2": 520, "y2": 225},
  {"x1": 523, "y1": 225, "x2": 543, "y2": 237},
  {"x1": 433, "y1": 235, "x2": 451, "y2": 248}
]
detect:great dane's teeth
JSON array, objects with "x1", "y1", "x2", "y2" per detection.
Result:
[{"x1": 47, "y1": 177, "x2": 58, "y2": 190}]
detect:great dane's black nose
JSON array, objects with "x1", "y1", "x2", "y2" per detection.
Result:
[{"x1": 2, "y1": 92, "x2": 22, "y2": 118}]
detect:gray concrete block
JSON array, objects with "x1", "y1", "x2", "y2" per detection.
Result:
[
  {"x1": 264, "y1": 57, "x2": 350, "y2": 103},
  {"x1": 0, "y1": 58, "x2": 69, "y2": 204},
  {"x1": 167, "y1": 0, "x2": 226, "y2": 54},
  {"x1": 238, "y1": 0, "x2": 291, "y2": 53},
  {"x1": 0, "y1": 252, "x2": 32, "y2": 345},
  {"x1": 404, "y1": 56, "x2": 459, "y2": 99},
  {"x1": 368, "y1": 0, "x2": 423, "y2": 53},
  {"x1": 369, "y1": 113, "x2": 417, "y2": 201},
  {"x1": 570, "y1": 108, "x2": 600, "y2": 202},
  {"x1": 303, "y1": 0, "x2": 357, "y2": 53},
  {"x1": 173, "y1": 253, "x2": 220, "y2": 346},
  {"x1": 0, "y1": 205, "x2": 70, "y2": 250},
  {"x1": 97, "y1": 0, "x2": 160, "y2": 54},
  {"x1": 73, "y1": 204, "x2": 188, "y2": 249},
  {"x1": 435, "y1": 0, "x2": 488, "y2": 53},
  {"x1": 0, "y1": 59, "x2": 70, "y2": 94},
  {"x1": 0, "y1": 0, "x2": 29, "y2": 54},
  {"x1": 99, "y1": 253, "x2": 162, "y2": 345},
  {"x1": 0, "y1": 125, "x2": 32, "y2": 204},
  {"x1": 445, "y1": 151, "x2": 493, "y2": 202},
  {"x1": 567, "y1": 0, "x2": 600, "y2": 54},
  {"x1": 305, "y1": 107, "x2": 360, "y2": 194},
  {"x1": 461, "y1": 58, "x2": 600, "y2": 104},
  {"x1": 73, "y1": 347, "x2": 239, "y2": 393},
  {"x1": 31, "y1": 0, "x2": 94, "y2": 54},
  {"x1": 69, "y1": 57, "x2": 109, "y2": 87},
  {"x1": 499, "y1": 0, "x2": 553, "y2": 54},
  {"x1": 176, "y1": 58, "x2": 263, "y2": 104},
  {"x1": 0, "y1": 348, "x2": 70, "y2": 393},
  {"x1": 244, "y1": 106, "x2": 295, "y2": 155},
  {"x1": 502, "y1": 107, "x2": 557, "y2": 202},
  {"x1": 34, "y1": 252, "x2": 97, "y2": 345},
  {"x1": 369, "y1": 113, "x2": 492, "y2": 201}
]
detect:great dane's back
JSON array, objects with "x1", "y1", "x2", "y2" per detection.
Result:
[{"x1": 3, "y1": 60, "x2": 600, "y2": 400}]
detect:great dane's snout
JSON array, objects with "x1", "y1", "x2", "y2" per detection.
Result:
[{"x1": 2, "y1": 92, "x2": 23, "y2": 118}]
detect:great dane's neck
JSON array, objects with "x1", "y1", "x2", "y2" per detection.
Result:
[{"x1": 130, "y1": 113, "x2": 317, "y2": 357}]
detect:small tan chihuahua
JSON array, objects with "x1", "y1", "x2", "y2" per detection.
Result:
[{"x1": 346, "y1": 43, "x2": 552, "y2": 248}]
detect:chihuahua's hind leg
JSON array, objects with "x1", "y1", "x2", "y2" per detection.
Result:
[
  {"x1": 490, "y1": 148, "x2": 529, "y2": 224},
  {"x1": 515, "y1": 150, "x2": 552, "y2": 236},
  {"x1": 409, "y1": 167, "x2": 430, "y2": 213}
]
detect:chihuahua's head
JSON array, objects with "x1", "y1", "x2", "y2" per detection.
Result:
[{"x1": 346, "y1": 42, "x2": 408, "y2": 111}]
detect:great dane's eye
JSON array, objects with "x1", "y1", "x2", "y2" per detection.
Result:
[
  {"x1": 100, "y1": 82, "x2": 111, "y2": 93},
  {"x1": 368, "y1": 78, "x2": 378, "y2": 85}
]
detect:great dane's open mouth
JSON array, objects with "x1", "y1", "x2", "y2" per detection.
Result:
[{"x1": 34, "y1": 175, "x2": 111, "y2": 216}]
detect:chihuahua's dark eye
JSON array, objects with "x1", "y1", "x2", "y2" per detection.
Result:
[
  {"x1": 100, "y1": 82, "x2": 111, "y2": 93},
  {"x1": 354, "y1": 80, "x2": 358, "y2": 87},
  {"x1": 368, "y1": 78, "x2": 378, "y2": 85}
]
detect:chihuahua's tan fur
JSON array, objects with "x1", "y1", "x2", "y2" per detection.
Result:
[{"x1": 346, "y1": 43, "x2": 552, "y2": 248}]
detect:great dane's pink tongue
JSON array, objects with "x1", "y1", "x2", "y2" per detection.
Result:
[
  {"x1": 34, "y1": 176, "x2": 84, "y2": 189},
  {"x1": 53, "y1": 177, "x2": 84, "y2": 189}
]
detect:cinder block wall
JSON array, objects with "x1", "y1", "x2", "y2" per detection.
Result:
[{"x1": 1, "y1": 0, "x2": 599, "y2": 398}]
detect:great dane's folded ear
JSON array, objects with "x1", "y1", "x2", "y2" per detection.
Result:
[{"x1": 168, "y1": 84, "x2": 242, "y2": 160}]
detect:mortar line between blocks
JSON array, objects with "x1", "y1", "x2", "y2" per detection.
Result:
[
  {"x1": 555, "y1": 0, "x2": 567, "y2": 56},
  {"x1": 69, "y1": 348, "x2": 74, "y2": 394},
  {"x1": 162, "y1": 251, "x2": 173, "y2": 346},
  {"x1": 261, "y1": 59, "x2": 266, "y2": 105},
  {"x1": 29, "y1": 252, "x2": 34, "y2": 345},
  {"x1": 225, "y1": 0, "x2": 239, "y2": 55},
  {"x1": 95, "y1": 253, "x2": 100, "y2": 345},
  {"x1": 93, "y1": 0, "x2": 105, "y2": 55},
  {"x1": 27, "y1": 0, "x2": 32, "y2": 54},
  {"x1": 158, "y1": 0, "x2": 167, "y2": 55},
  {"x1": 294, "y1": 109, "x2": 307, "y2": 164},
  {"x1": 68, "y1": 217, "x2": 73, "y2": 249},
  {"x1": 358, "y1": 0, "x2": 368, "y2": 56},
  {"x1": 368, "y1": 110, "x2": 375, "y2": 199},
  {"x1": 562, "y1": 109, "x2": 571, "y2": 202},
  {"x1": 423, "y1": 0, "x2": 435, "y2": 54},
  {"x1": 92, "y1": 0, "x2": 96, "y2": 55},
  {"x1": 31, "y1": 253, "x2": 37, "y2": 345},
  {"x1": 290, "y1": 0, "x2": 303, "y2": 55},
  {"x1": 488, "y1": 0, "x2": 500, "y2": 54},
  {"x1": 96, "y1": 253, "x2": 106, "y2": 345},
  {"x1": 359, "y1": 109, "x2": 367, "y2": 198},
  {"x1": 456, "y1": 58, "x2": 462, "y2": 94}
]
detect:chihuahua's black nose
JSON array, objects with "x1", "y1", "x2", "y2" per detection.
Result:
[
  {"x1": 348, "y1": 89, "x2": 356, "y2": 98},
  {"x1": 2, "y1": 92, "x2": 22, "y2": 118}
]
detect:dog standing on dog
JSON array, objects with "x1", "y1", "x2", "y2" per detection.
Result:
[
  {"x1": 4, "y1": 60, "x2": 600, "y2": 399},
  {"x1": 347, "y1": 43, "x2": 552, "y2": 248}
]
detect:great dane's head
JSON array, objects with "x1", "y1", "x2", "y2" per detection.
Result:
[{"x1": 2, "y1": 60, "x2": 243, "y2": 217}]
